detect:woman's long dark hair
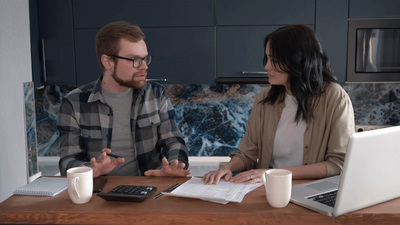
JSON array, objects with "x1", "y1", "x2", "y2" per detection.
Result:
[{"x1": 260, "y1": 24, "x2": 338, "y2": 123}]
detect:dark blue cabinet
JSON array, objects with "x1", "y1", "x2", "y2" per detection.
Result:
[
  {"x1": 31, "y1": 0, "x2": 400, "y2": 85},
  {"x1": 217, "y1": 26, "x2": 281, "y2": 79},
  {"x1": 216, "y1": 0, "x2": 315, "y2": 25},
  {"x1": 315, "y1": 0, "x2": 348, "y2": 83},
  {"x1": 73, "y1": 0, "x2": 216, "y2": 85},
  {"x1": 73, "y1": 0, "x2": 214, "y2": 28},
  {"x1": 216, "y1": 0, "x2": 315, "y2": 82},
  {"x1": 32, "y1": 0, "x2": 76, "y2": 86},
  {"x1": 74, "y1": 27, "x2": 216, "y2": 84},
  {"x1": 350, "y1": 0, "x2": 400, "y2": 18},
  {"x1": 32, "y1": 0, "x2": 215, "y2": 85},
  {"x1": 142, "y1": 27, "x2": 215, "y2": 84},
  {"x1": 74, "y1": 29, "x2": 100, "y2": 85}
]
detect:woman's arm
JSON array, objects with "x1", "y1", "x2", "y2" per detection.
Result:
[
  {"x1": 228, "y1": 161, "x2": 328, "y2": 184},
  {"x1": 282, "y1": 162, "x2": 327, "y2": 179}
]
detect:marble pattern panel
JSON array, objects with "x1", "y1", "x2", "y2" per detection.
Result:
[
  {"x1": 32, "y1": 83, "x2": 400, "y2": 157},
  {"x1": 166, "y1": 84, "x2": 267, "y2": 156},
  {"x1": 24, "y1": 82, "x2": 39, "y2": 177},
  {"x1": 343, "y1": 83, "x2": 400, "y2": 125},
  {"x1": 35, "y1": 86, "x2": 76, "y2": 157}
]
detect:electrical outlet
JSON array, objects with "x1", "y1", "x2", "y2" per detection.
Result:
[{"x1": 355, "y1": 125, "x2": 390, "y2": 132}]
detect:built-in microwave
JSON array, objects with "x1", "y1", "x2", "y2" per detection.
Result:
[{"x1": 347, "y1": 18, "x2": 400, "y2": 82}]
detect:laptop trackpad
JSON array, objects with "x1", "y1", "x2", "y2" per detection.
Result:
[{"x1": 306, "y1": 181, "x2": 338, "y2": 191}]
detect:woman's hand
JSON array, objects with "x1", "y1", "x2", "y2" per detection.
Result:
[
  {"x1": 230, "y1": 169, "x2": 266, "y2": 184},
  {"x1": 203, "y1": 157, "x2": 247, "y2": 185},
  {"x1": 202, "y1": 167, "x2": 233, "y2": 185}
]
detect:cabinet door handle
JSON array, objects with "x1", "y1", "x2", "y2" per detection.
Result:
[
  {"x1": 146, "y1": 79, "x2": 167, "y2": 82},
  {"x1": 242, "y1": 71, "x2": 268, "y2": 75},
  {"x1": 40, "y1": 39, "x2": 47, "y2": 83}
]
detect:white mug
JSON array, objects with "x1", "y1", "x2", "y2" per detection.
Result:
[
  {"x1": 262, "y1": 169, "x2": 292, "y2": 208},
  {"x1": 67, "y1": 167, "x2": 93, "y2": 204}
]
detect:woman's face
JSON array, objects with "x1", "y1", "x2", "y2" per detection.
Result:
[{"x1": 265, "y1": 41, "x2": 290, "y2": 89}]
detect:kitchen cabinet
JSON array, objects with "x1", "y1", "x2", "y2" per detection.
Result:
[
  {"x1": 216, "y1": 0, "x2": 315, "y2": 26},
  {"x1": 74, "y1": 27, "x2": 215, "y2": 85},
  {"x1": 72, "y1": 0, "x2": 214, "y2": 28},
  {"x1": 29, "y1": 0, "x2": 41, "y2": 87},
  {"x1": 216, "y1": 26, "x2": 280, "y2": 80},
  {"x1": 32, "y1": 0, "x2": 76, "y2": 86},
  {"x1": 215, "y1": 0, "x2": 315, "y2": 82},
  {"x1": 31, "y1": 0, "x2": 215, "y2": 85},
  {"x1": 73, "y1": 29, "x2": 100, "y2": 85},
  {"x1": 142, "y1": 27, "x2": 215, "y2": 84},
  {"x1": 31, "y1": 0, "x2": 398, "y2": 85},
  {"x1": 315, "y1": 0, "x2": 348, "y2": 83},
  {"x1": 349, "y1": 0, "x2": 400, "y2": 18},
  {"x1": 74, "y1": 0, "x2": 216, "y2": 84}
]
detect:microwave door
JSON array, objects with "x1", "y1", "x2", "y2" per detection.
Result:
[
  {"x1": 363, "y1": 30, "x2": 379, "y2": 72},
  {"x1": 357, "y1": 29, "x2": 400, "y2": 73},
  {"x1": 356, "y1": 29, "x2": 372, "y2": 72}
]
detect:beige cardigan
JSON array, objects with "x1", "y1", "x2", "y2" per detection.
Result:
[{"x1": 230, "y1": 83, "x2": 355, "y2": 177}]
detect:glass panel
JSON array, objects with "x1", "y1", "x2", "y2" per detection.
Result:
[{"x1": 356, "y1": 28, "x2": 400, "y2": 73}]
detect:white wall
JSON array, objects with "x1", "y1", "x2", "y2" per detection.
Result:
[{"x1": 0, "y1": 0, "x2": 32, "y2": 202}]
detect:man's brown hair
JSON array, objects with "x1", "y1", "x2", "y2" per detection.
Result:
[{"x1": 96, "y1": 21, "x2": 145, "y2": 71}]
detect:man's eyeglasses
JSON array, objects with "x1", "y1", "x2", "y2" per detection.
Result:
[{"x1": 108, "y1": 55, "x2": 152, "y2": 68}]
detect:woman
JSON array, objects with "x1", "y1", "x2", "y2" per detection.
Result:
[{"x1": 203, "y1": 24, "x2": 355, "y2": 185}]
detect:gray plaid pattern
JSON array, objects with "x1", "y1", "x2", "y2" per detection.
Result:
[{"x1": 58, "y1": 77, "x2": 189, "y2": 176}]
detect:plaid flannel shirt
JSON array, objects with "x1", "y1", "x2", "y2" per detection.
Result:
[{"x1": 57, "y1": 77, "x2": 189, "y2": 176}]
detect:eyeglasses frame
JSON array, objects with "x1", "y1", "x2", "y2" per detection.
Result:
[{"x1": 108, "y1": 54, "x2": 152, "y2": 68}]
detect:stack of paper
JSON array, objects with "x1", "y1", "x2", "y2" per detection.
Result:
[{"x1": 163, "y1": 177, "x2": 262, "y2": 204}]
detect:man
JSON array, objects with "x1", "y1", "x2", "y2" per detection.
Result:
[{"x1": 58, "y1": 21, "x2": 191, "y2": 178}]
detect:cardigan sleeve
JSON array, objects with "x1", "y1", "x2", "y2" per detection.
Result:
[{"x1": 322, "y1": 84, "x2": 355, "y2": 176}]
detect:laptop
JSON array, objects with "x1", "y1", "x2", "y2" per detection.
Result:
[{"x1": 290, "y1": 126, "x2": 400, "y2": 217}]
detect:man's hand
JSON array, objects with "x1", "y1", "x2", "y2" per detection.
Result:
[
  {"x1": 144, "y1": 157, "x2": 192, "y2": 177},
  {"x1": 90, "y1": 148, "x2": 125, "y2": 178}
]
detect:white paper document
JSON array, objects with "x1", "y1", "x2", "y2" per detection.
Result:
[{"x1": 163, "y1": 177, "x2": 263, "y2": 204}]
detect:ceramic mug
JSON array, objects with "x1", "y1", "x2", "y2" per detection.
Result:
[
  {"x1": 67, "y1": 167, "x2": 93, "y2": 204},
  {"x1": 262, "y1": 169, "x2": 292, "y2": 208}
]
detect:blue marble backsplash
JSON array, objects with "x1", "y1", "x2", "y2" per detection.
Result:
[
  {"x1": 24, "y1": 82, "x2": 39, "y2": 177},
  {"x1": 32, "y1": 83, "x2": 400, "y2": 157}
]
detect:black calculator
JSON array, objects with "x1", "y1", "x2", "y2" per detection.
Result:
[{"x1": 97, "y1": 185, "x2": 157, "y2": 202}]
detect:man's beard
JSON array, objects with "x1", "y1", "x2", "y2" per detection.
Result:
[{"x1": 111, "y1": 71, "x2": 145, "y2": 89}]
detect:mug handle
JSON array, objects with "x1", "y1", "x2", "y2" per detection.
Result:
[
  {"x1": 262, "y1": 171, "x2": 267, "y2": 187},
  {"x1": 71, "y1": 176, "x2": 80, "y2": 198}
]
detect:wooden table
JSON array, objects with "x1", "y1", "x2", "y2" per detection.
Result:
[{"x1": 1, "y1": 176, "x2": 399, "y2": 224}]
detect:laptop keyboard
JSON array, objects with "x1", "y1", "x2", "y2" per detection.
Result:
[{"x1": 308, "y1": 190, "x2": 338, "y2": 207}]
